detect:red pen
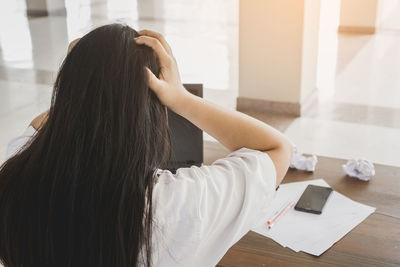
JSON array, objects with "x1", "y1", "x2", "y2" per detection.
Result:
[{"x1": 267, "y1": 201, "x2": 295, "y2": 229}]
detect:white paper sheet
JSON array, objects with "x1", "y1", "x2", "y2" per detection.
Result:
[{"x1": 251, "y1": 179, "x2": 375, "y2": 256}]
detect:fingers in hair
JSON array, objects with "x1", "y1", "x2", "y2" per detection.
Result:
[
  {"x1": 138, "y1": 29, "x2": 172, "y2": 55},
  {"x1": 135, "y1": 36, "x2": 172, "y2": 67}
]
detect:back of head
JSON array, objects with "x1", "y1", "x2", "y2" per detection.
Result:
[{"x1": 0, "y1": 24, "x2": 169, "y2": 267}]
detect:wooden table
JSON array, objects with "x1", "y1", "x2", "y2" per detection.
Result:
[{"x1": 217, "y1": 156, "x2": 400, "y2": 266}]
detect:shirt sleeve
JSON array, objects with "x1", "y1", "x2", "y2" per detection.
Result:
[
  {"x1": 188, "y1": 147, "x2": 276, "y2": 263},
  {"x1": 5, "y1": 126, "x2": 37, "y2": 160}
]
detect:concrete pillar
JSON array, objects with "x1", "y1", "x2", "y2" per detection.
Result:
[
  {"x1": 25, "y1": 0, "x2": 66, "y2": 17},
  {"x1": 338, "y1": 0, "x2": 378, "y2": 34},
  {"x1": 237, "y1": 0, "x2": 321, "y2": 116},
  {"x1": 317, "y1": 0, "x2": 341, "y2": 98}
]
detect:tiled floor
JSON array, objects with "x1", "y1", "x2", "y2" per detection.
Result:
[
  {"x1": 0, "y1": 0, "x2": 399, "y2": 168},
  {"x1": 0, "y1": 80, "x2": 52, "y2": 158},
  {"x1": 333, "y1": 33, "x2": 400, "y2": 109},
  {"x1": 285, "y1": 117, "x2": 400, "y2": 167},
  {"x1": 289, "y1": 24, "x2": 400, "y2": 167}
]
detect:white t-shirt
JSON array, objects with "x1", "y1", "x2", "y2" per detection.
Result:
[{"x1": 6, "y1": 127, "x2": 277, "y2": 267}]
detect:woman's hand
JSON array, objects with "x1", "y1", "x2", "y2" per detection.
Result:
[
  {"x1": 135, "y1": 30, "x2": 189, "y2": 111},
  {"x1": 30, "y1": 110, "x2": 49, "y2": 131},
  {"x1": 68, "y1": 38, "x2": 80, "y2": 53}
]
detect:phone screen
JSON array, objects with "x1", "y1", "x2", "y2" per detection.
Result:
[{"x1": 294, "y1": 185, "x2": 333, "y2": 214}]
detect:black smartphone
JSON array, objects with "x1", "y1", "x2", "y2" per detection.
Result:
[{"x1": 294, "y1": 185, "x2": 333, "y2": 214}]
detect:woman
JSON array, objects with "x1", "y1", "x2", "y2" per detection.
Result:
[{"x1": 0, "y1": 24, "x2": 292, "y2": 266}]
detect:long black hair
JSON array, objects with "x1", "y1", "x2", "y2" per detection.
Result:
[{"x1": 0, "y1": 24, "x2": 169, "y2": 267}]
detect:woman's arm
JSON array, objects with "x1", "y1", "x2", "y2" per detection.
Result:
[
  {"x1": 173, "y1": 94, "x2": 292, "y2": 182},
  {"x1": 136, "y1": 30, "x2": 292, "y2": 185}
]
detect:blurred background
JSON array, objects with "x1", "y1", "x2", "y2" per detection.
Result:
[{"x1": 0, "y1": 0, "x2": 399, "y2": 166}]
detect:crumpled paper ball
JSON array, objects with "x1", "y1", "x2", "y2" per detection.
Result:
[
  {"x1": 290, "y1": 146, "x2": 318, "y2": 172},
  {"x1": 342, "y1": 159, "x2": 375, "y2": 181}
]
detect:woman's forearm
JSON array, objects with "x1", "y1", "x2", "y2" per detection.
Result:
[{"x1": 174, "y1": 93, "x2": 288, "y2": 153}]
